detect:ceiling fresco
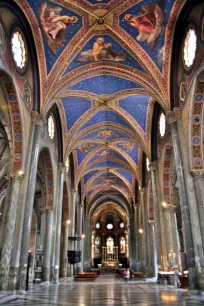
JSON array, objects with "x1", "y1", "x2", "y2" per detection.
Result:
[{"x1": 17, "y1": 0, "x2": 185, "y2": 215}]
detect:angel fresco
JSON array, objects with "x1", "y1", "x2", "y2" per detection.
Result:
[
  {"x1": 78, "y1": 37, "x2": 128, "y2": 63},
  {"x1": 97, "y1": 130, "x2": 117, "y2": 139},
  {"x1": 39, "y1": 3, "x2": 78, "y2": 54},
  {"x1": 124, "y1": 3, "x2": 164, "y2": 50}
]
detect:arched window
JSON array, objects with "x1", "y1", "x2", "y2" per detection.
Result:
[
  {"x1": 159, "y1": 112, "x2": 166, "y2": 138},
  {"x1": 94, "y1": 236, "x2": 101, "y2": 255},
  {"x1": 48, "y1": 115, "x2": 55, "y2": 139},
  {"x1": 106, "y1": 237, "x2": 114, "y2": 254},
  {"x1": 11, "y1": 30, "x2": 27, "y2": 71},
  {"x1": 120, "y1": 237, "x2": 126, "y2": 254},
  {"x1": 183, "y1": 28, "x2": 197, "y2": 69}
]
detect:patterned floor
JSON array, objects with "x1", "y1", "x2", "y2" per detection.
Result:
[{"x1": 0, "y1": 276, "x2": 203, "y2": 306}]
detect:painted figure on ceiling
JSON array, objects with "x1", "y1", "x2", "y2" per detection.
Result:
[
  {"x1": 78, "y1": 143, "x2": 96, "y2": 153},
  {"x1": 78, "y1": 37, "x2": 128, "y2": 62},
  {"x1": 97, "y1": 130, "x2": 117, "y2": 139},
  {"x1": 118, "y1": 142, "x2": 135, "y2": 152},
  {"x1": 39, "y1": 3, "x2": 78, "y2": 54},
  {"x1": 124, "y1": 3, "x2": 164, "y2": 49}
]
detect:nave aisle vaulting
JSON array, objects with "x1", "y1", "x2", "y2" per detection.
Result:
[{"x1": 0, "y1": 0, "x2": 203, "y2": 297}]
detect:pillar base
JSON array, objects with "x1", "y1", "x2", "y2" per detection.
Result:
[
  {"x1": 42, "y1": 267, "x2": 51, "y2": 282},
  {"x1": 60, "y1": 267, "x2": 67, "y2": 277},
  {"x1": 0, "y1": 270, "x2": 9, "y2": 291},
  {"x1": 8, "y1": 267, "x2": 19, "y2": 290},
  {"x1": 53, "y1": 268, "x2": 59, "y2": 284},
  {"x1": 17, "y1": 267, "x2": 27, "y2": 291}
]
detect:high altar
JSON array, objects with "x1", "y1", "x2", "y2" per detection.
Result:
[{"x1": 101, "y1": 246, "x2": 119, "y2": 267}]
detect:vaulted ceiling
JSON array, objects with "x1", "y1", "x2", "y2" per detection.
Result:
[{"x1": 20, "y1": 0, "x2": 184, "y2": 214}]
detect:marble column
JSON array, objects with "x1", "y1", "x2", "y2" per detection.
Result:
[
  {"x1": 167, "y1": 111, "x2": 197, "y2": 289},
  {"x1": 191, "y1": 171, "x2": 204, "y2": 246},
  {"x1": 128, "y1": 214, "x2": 137, "y2": 270},
  {"x1": 75, "y1": 204, "x2": 83, "y2": 272},
  {"x1": 67, "y1": 189, "x2": 77, "y2": 277},
  {"x1": 148, "y1": 221, "x2": 157, "y2": 277},
  {"x1": 149, "y1": 162, "x2": 168, "y2": 270},
  {"x1": 18, "y1": 121, "x2": 42, "y2": 291},
  {"x1": 77, "y1": 205, "x2": 83, "y2": 272},
  {"x1": 83, "y1": 215, "x2": 91, "y2": 270},
  {"x1": 53, "y1": 165, "x2": 65, "y2": 283},
  {"x1": 140, "y1": 189, "x2": 148, "y2": 273},
  {"x1": 60, "y1": 222, "x2": 68, "y2": 277},
  {"x1": 9, "y1": 113, "x2": 42, "y2": 290},
  {"x1": 163, "y1": 204, "x2": 181, "y2": 270},
  {"x1": 133, "y1": 204, "x2": 139, "y2": 271},
  {"x1": 42, "y1": 209, "x2": 53, "y2": 282},
  {"x1": 0, "y1": 174, "x2": 23, "y2": 290}
]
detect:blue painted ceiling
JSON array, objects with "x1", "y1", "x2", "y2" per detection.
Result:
[{"x1": 26, "y1": 0, "x2": 177, "y2": 214}]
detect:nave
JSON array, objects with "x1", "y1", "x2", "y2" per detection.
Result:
[{"x1": 0, "y1": 276, "x2": 202, "y2": 306}]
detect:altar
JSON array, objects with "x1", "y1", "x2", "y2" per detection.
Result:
[{"x1": 101, "y1": 260, "x2": 119, "y2": 268}]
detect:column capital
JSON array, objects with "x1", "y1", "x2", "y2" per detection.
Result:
[
  {"x1": 58, "y1": 162, "x2": 65, "y2": 173},
  {"x1": 46, "y1": 207, "x2": 53, "y2": 213},
  {"x1": 5, "y1": 173, "x2": 24, "y2": 182},
  {"x1": 166, "y1": 108, "x2": 181, "y2": 124},
  {"x1": 40, "y1": 206, "x2": 46, "y2": 213},
  {"x1": 133, "y1": 203, "x2": 139, "y2": 209},
  {"x1": 148, "y1": 220, "x2": 155, "y2": 225},
  {"x1": 31, "y1": 111, "x2": 43, "y2": 126},
  {"x1": 140, "y1": 188, "x2": 145, "y2": 195},
  {"x1": 162, "y1": 203, "x2": 177, "y2": 212},
  {"x1": 149, "y1": 161, "x2": 157, "y2": 171},
  {"x1": 190, "y1": 169, "x2": 204, "y2": 179},
  {"x1": 71, "y1": 188, "x2": 77, "y2": 194}
]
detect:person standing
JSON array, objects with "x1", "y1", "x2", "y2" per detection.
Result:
[{"x1": 124, "y1": 268, "x2": 130, "y2": 285}]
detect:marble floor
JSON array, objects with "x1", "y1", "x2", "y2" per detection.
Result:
[{"x1": 0, "y1": 276, "x2": 203, "y2": 306}]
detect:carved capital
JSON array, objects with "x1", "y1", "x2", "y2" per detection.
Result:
[
  {"x1": 190, "y1": 169, "x2": 204, "y2": 179},
  {"x1": 166, "y1": 108, "x2": 181, "y2": 124},
  {"x1": 140, "y1": 188, "x2": 146, "y2": 195},
  {"x1": 58, "y1": 162, "x2": 65, "y2": 173},
  {"x1": 5, "y1": 173, "x2": 24, "y2": 182},
  {"x1": 31, "y1": 111, "x2": 43, "y2": 126},
  {"x1": 40, "y1": 206, "x2": 46, "y2": 213},
  {"x1": 133, "y1": 203, "x2": 139, "y2": 209},
  {"x1": 148, "y1": 220, "x2": 155, "y2": 225},
  {"x1": 149, "y1": 161, "x2": 157, "y2": 171}
]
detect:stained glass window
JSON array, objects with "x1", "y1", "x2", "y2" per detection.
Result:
[
  {"x1": 183, "y1": 29, "x2": 197, "y2": 68},
  {"x1": 11, "y1": 31, "x2": 27, "y2": 69},
  {"x1": 48, "y1": 115, "x2": 55, "y2": 139}
]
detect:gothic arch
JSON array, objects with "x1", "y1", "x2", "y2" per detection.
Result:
[{"x1": 40, "y1": 147, "x2": 54, "y2": 211}]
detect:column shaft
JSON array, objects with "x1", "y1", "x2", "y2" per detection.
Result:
[
  {"x1": 42, "y1": 210, "x2": 53, "y2": 281},
  {"x1": 60, "y1": 223, "x2": 68, "y2": 277},
  {"x1": 169, "y1": 118, "x2": 197, "y2": 289},
  {"x1": 53, "y1": 165, "x2": 65, "y2": 283},
  {"x1": 18, "y1": 123, "x2": 42, "y2": 290},
  {"x1": 0, "y1": 175, "x2": 22, "y2": 290}
]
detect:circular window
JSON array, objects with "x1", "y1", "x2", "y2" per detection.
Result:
[
  {"x1": 48, "y1": 115, "x2": 55, "y2": 139},
  {"x1": 96, "y1": 223, "x2": 100, "y2": 229},
  {"x1": 11, "y1": 30, "x2": 27, "y2": 71},
  {"x1": 146, "y1": 157, "x2": 150, "y2": 171},
  {"x1": 107, "y1": 223, "x2": 113, "y2": 230},
  {"x1": 183, "y1": 28, "x2": 197, "y2": 69},
  {"x1": 120, "y1": 222, "x2": 124, "y2": 229},
  {"x1": 159, "y1": 113, "x2": 166, "y2": 138}
]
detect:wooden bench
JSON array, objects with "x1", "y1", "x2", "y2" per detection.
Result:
[
  {"x1": 132, "y1": 272, "x2": 146, "y2": 279},
  {"x1": 74, "y1": 272, "x2": 97, "y2": 282}
]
